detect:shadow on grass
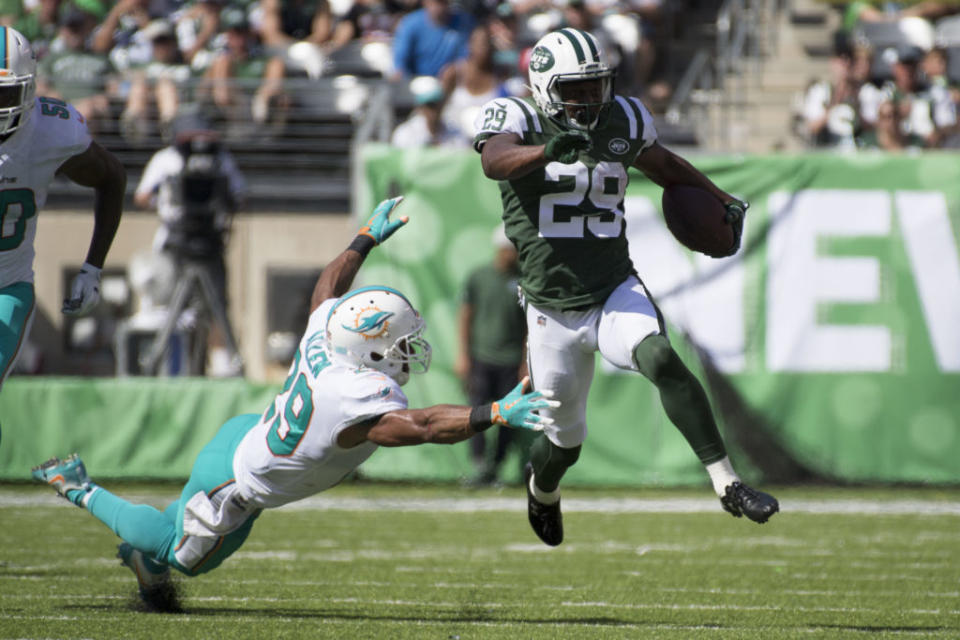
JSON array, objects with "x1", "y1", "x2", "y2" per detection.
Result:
[
  {"x1": 813, "y1": 624, "x2": 956, "y2": 634},
  {"x1": 68, "y1": 602, "x2": 635, "y2": 627},
  {"x1": 62, "y1": 604, "x2": 958, "y2": 634}
]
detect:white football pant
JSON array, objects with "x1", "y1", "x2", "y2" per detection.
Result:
[{"x1": 525, "y1": 275, "x2": 663, "y2": 449}]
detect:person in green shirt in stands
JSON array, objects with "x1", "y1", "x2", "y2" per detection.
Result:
[
  {"x1": 207, "y1": 6, "x2": 288, "y2": 134},
  {"x1": 37, "y1": 8, "x2": 113, "y2": 134},
  {"x1": 455, "y1": 225, "x2": 528, "y2": 486}
]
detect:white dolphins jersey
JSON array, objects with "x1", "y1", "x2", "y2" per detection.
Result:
[
  {"x1": 233, "y1": 297, "x2": 408, "y2": 509},
  {"x1": 0, "y1": 98, "x2": 92, "y2": 289}
]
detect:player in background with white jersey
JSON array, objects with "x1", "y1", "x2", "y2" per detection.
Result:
[
  {"x1": 32, "y1": 196, "x2": 559, "y2": 612},
  {"x1": 0, "y1": 27, "x2": 126, "y2": 410},
  {"x1": 473, "y1": 28, "x2": 777, "y2": 547}
]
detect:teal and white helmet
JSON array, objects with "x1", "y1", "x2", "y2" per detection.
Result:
[
  {"x1": 528, "y1": 28, "x2": 615, "y2": 130},
  {"x1": 326, "y1": 286, "x2": 432, "y2": 386},
  {"x1": 0, "y1": 26, "x2": 37, "y2": 138}
]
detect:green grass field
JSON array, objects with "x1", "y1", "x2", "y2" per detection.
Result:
[{"x1": 1, "y1": 482, "x2": 958, "y2": 639}]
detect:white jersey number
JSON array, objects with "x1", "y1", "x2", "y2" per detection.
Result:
[
  {"x1": 538, "y1": 161, "x2": 627, "y2": 239},
  {"x1": 265, "y1": 349, "x2": 316, "y2": 456}
]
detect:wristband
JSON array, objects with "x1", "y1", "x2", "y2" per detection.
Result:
[
  {"x1": 469, "y1": 404, "x2": 493, "y2": 432},
  {"x1": 80, "y1": 262, "x2": 102, "y2": 277},
  {"x1": 347, "y1": 235, "x2": 376, "y2": 257}
]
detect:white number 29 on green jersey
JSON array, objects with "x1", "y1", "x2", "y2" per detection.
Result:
[{"x1": 539, "y1": 161, "x2": 627, "y2": 238}]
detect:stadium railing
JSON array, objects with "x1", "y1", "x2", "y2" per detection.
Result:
[{"x1": 666, "y1": 0, "x2": 783, "y2": 152}]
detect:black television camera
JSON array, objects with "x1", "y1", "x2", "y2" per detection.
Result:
[{"x1": 164, "y1": 134, "x2": 236, "y2": 260}]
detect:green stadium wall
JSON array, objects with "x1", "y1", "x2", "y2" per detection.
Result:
[{"x1": 2, "y1": 148, "x2": 958, "y2": 485}]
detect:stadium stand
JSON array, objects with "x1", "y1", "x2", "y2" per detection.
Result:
[
  {"x1": 13, "y1": 0, "x2": 792, "y2": 212},
  {"x1": 793, "y1": 2, "x2": 960, "y2": 151}
]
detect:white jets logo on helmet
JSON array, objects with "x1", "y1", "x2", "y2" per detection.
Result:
[{"x1": 529, "y1": 46, "x2": 555, "y2": 73}]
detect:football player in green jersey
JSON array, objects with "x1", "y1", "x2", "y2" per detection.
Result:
[{"x1": 473, "y1": 27, "x2": 778, "y2": 546}]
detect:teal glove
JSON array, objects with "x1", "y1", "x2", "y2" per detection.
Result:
[
  {"x1": 544, "y1": 130, "x2": 592, "y2": 164},
  {"x1": 358, "y1": 196, "x2": 408, "y2": 245},
  {"x1": 723, "y1": 199, "x2": 748, "y2": 256},
  {"x1": 491, "y1": 376, "x2": 560, "y2": 431}
]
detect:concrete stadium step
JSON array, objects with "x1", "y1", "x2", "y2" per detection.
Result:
[{"x1": 715, "y1": 0, "x2": 837, "y2": 153}]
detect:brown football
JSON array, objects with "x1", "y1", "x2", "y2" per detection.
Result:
[{"x1": 661, "y1": 185, "x2": 734, "y2": 257}]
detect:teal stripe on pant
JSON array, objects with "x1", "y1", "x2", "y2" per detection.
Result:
[
  {"x1": 86, "y1": 414, "x2": 261, "y2": 576},
  {"x1": 0, "y1": 281, "x2": 36, "y2": 448},
  {"x1": 0, "y1": 281, "x2": 36, "y2": 384}
]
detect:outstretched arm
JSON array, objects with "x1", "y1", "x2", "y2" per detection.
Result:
[
  {"x1": 57, "y1": 141, "x2": 126, "y2": 315},
  {"x1": 310, "y1": 197, "x2": 408, "y2": 312},
  {"x1": 337, "y1": 377, "x2": 559, "y2": 447}
]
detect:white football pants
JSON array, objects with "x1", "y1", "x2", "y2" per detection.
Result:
[{"x1": 525, "y1": 275, "x2": 663, "y2": 449}]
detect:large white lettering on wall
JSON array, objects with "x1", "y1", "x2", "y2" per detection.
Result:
[
  {"x1": 895, "y1": 191, "x2": 960, "y2": 372},
  {"x1": 767, "y1": 190, "x2": 892, "y2": 372},
  {"x1": 618, "y1": 189, "x2": 959, "y2": 375}
]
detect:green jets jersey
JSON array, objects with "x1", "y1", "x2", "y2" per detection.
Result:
[{"x1": 473, "y1": 95, "x2": 657, "y2": 310}]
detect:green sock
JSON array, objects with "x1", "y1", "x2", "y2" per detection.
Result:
[
  {"x1": 529, "y1": 435, "x2": 581, "y2": 492},
  {"x1": 633, "y1": 334, "x2": 726, "y2": 464}
]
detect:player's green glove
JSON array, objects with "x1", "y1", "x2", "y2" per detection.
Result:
[
  {"x1": 543, "y1": 130, "x2": 592, "y2": 164},
  {"x1": 723, "y1": 199, "x2": 748, "y2": 256},
  {"x1": 490, "y1": 376, "x2": 559, "y2": 431},
  {"x1": 350, "y1": 196, "x2": 408, "y2": 255}
]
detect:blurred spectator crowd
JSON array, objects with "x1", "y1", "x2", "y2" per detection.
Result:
[
  {"x1": 798, "y1": 2, "x2": 960, "y2": 151},
  {"x1": 0, "y1": 0, "x2": 678, "y2": 148}
]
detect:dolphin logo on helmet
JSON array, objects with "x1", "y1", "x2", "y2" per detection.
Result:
[{"x1": 343, "y1": 309, "x2": 394, "y2": 338}]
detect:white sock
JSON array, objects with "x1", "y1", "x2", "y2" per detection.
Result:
[
  {"x1": 80, "y1": 485, "x2": 100, "y2": 508},
  {"x1": 705, "y1": 456, "x2": 740, "y2": 498},
  {"x1": 528, "y1": 473, "x2": 561, "y2": 505}
]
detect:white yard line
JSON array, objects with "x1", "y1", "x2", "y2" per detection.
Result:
[{"x1": 3, "y1": 493, "x2": 960, "y2": 515}]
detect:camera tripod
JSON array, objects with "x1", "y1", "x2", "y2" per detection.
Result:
[{"x1": 141, "y1": 259, "x2": 243, "y2": 376}]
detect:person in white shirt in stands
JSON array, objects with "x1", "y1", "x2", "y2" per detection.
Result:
[{"x1": 390, "y1": 76, "x2": 466, "y2": 148}]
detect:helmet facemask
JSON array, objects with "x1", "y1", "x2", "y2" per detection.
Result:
[
  {"x1": 368, "y1": 320, "x2": 432, "y2": 386},
  {"x1": 549, "y1": 71, "x2": 615, "y2": 131}
]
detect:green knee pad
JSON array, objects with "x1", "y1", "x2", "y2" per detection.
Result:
[
  {"x1": 632, "y1": 334, "x2": 684, "y2": 384},
  {"x1": 530, "y1": 436, "x2": 581, "y2": 492}
]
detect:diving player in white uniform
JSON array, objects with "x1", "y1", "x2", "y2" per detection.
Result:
[
  {"x1": 0, "y1": 27, "x2": 126, "y2": 414},
  {"x1": 32, "y1": 196, "x2": 559, "y2": 612}
]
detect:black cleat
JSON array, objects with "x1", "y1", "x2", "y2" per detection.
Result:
[
  {"x1": 720, "y1": 481, "x2": 780, "y2": 524},
  {"x1": 523, "y1": 462, "x2": 563, "y2": 546}
]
